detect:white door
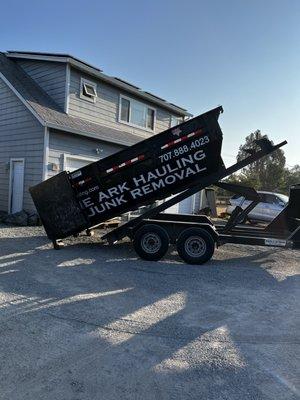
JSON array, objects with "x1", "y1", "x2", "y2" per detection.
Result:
[{"x1": 10, "y1": 159, "x2": 24, "y2": 214}]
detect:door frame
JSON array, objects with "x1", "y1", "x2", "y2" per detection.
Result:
[{"x1": 8, "y1": 158, "x2": 25, "y2": 214}]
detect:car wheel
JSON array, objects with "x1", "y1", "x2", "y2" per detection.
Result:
[
  {"x1": 176, "y1": 228, "x2": 215, "y2": 265},
  {"x1": 133, "y1": 224, "x2": 169, "y2": 261}
]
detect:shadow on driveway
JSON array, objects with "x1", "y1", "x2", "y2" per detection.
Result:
[{"x1": 0, "y1": 231, "x2": 299, "y2": 400}]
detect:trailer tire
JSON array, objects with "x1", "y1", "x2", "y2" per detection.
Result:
[
  {"x1": 133, "y1": 224, "x2": 169, "y2": 261},
  {"x1": 176, "y1": 228, "x2": 215, "y2": 264}
]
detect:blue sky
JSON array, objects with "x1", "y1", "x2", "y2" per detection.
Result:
[{"x1": 1, "y1": 0, "x2": 299, "y2": 166}]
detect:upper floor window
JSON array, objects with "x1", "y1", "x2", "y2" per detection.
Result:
[
  {"x1": 80, "y1": 78, "x2": 97, "y2": 103},
  {"x1": 170, "y1": 115, "x2": 183, "y2": 127},
  {"x1": 119, "y1": 96, "x2": 156, "y2": 131}
]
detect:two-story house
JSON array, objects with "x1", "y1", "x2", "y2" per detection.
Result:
[{"x1": 0, "y1": 51, "x2": 199, "y2": 216}]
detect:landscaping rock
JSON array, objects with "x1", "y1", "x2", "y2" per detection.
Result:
[
  {"x1": 27, "y1": 213, "x2": 40, "y2": 226},
  {"x1": 4, "y1": 210, "x2": 28, "y2": 226},
  {"x1": 0, "y1": 211, "x2": 8, "y2": 222}
]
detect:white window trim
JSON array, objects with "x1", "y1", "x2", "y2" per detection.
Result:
[
  {"x1": 63, "y1": 154, "x2": 99, "y2": 172},
  {"x1": 64, "y1": 64, "x2": 71, "y2": 113},
  {"x1": 80, "y1": 78, "x2": 97, "y2": 103},
  {"x1": 8, "y1": 158, "x2": 25, "y2": 214},
  {"x1": 118, "y1": 95, "x2": 156, "y2": 132}
]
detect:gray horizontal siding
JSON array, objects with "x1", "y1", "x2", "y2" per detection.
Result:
[
  {"x1": 47, "y1": 129, "x2": 123, "y2": 179},
  {"x1": 155, "y1": 108, "x2": 173, "y2": 133},
  {"x1": 68, "y1": 68, "x2": 178, "y2": 139},
  {"x1": 0, "y1": 79, "x2": 44, "y2": 212},
  {"x1": 17, "y1": 60, "x2": 66, "y2": 110}
]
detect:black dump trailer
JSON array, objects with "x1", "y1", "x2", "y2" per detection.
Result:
[{"x1": 30, "y1": 106, "x2": 299, "y2": 264}]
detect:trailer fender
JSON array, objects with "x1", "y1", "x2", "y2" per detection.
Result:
[{"x1": 194, "y1": 223, "x2": 219, "y2": 243}]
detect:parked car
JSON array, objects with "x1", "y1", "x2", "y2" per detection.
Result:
[{"x1": 226, "y1": 191, "x2": 289, "y2": 223}]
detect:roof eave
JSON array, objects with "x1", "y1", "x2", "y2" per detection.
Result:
[{"x1": 46, "y1": 122, "x2": 139, "y2": 147}]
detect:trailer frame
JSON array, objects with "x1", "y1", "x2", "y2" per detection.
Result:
[
  {"x1": 102, "y1": 138, "x2": 288, "y2": 244},
  {"x1": 99, "y1": 140, "x2": 300, "y2": 264}
]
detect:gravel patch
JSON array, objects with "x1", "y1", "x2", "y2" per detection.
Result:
[{"x1": 0, "y1": 224, "x2": 299, "y2": 400}]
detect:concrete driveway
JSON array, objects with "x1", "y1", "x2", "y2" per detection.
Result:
[{"x1": 0, "y1": 224, "x2": 299, "y2": 400}]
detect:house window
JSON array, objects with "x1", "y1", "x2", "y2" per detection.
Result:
[
  {"x1": 170, "y1": 115, "x2": 183, "y2": 128},
  {"x1": 80, "y1": 78, "x2": 97, "y2": 102},
  {"x1": 147, "y1": 108, "x2": 155, "y2": 130},
  {"x1": 119, "y1": 96, "x2": 156, "y2": 131},
  {"x1": 121, "y1": 98, "x2": 130, "y2": 122}
]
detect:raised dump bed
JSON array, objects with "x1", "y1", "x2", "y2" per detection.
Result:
[
  {"x1": 30, "y1": 107, "x2": 225, "y2": 240},
  {"x1": 30, "y1": 106, "x2": 297, "y2": 264}
]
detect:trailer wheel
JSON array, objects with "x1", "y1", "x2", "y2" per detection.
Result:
[
  {"x1": 176, "y1": 228, "x2": 215, "y2": 264},
  {"x1": 133, "y1": 224, "x2": 169, "y2": 261}
]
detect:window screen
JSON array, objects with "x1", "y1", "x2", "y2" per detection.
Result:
[
  {"x1": 81, "y1": 79, "x2": 97, "y2": 101},
  {"x1": 83, "y1": 83, "x2": 97, "y2": 97}
]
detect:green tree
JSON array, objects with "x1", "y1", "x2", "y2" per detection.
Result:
[
  {"x1": 236, "y1": 130, "x2": 286, "y2": 191},
  {"x1": 281, "y1": 165, "x2": 300, "y2": 194}
]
